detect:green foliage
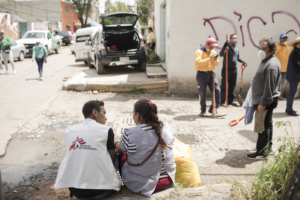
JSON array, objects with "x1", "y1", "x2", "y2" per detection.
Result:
[
  {"x1": 141, "y1": 26, "x2": 146, "y2": 35},
  {"x1": 72, "y1": 0, "x2": 97, "y2": 28},
  {"x1": 106, "y1": 1, "x2": 131, "y2": 13},
  {"x1": 104, "y1": 20, "x2": 113, "y2": 25},
  {"x1": 251, "y1": 121, "x2": 299, "y2": 200},
  {"x1": 131, "y1": 87, "x2": 146, "y2": 94},
  {"x1": 146, "y1": 47, "x2": 161, "y2": 64},
  {"x1": 137, "y1": 0, "x2": 149, "y2": 25}
]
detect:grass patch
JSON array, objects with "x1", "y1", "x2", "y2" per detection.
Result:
[
  {"x1": 173, "y1": 182, "x2": 184, "y2": 191},
  {"x1": 131, "y1": 87, "x2": 146, "y2": 94}
]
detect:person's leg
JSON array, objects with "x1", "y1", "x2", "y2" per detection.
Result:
[
  {"x1": 38, "y1": 58, "x2": 44, "y2": 78},
  {"x1": 79, "y1": 190, "x2": 113, "y2": 200},
  {"x1": 154, "y1": 177, "x2": 173, "y2": 192},
  {"x1": 286, "y1": 80, "x2": 299, "y2": 114},
  {"x1": 228, "y1": 69, "x2": 237, "y2": 104},
  {"x1": 279, "y1": 72, "x2": 287, "y2": 99},
  {"x1": 207, "y1": 72, "x2": 221, "y2": 110},
  {"x1": 2, "y1": 52, "x2": 8, "y2": 72},
  {"x1": 196, "y1": 72, "x2": 208, "y2": 113},
  {"x1": 220, "y1": 67, "x2": 226, "y2": 104},
  {"x1": 8, "y1": 51, "x2": 15, "y2": 71}
]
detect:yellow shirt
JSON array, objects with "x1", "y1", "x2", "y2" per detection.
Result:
[
  {"x1": 194, "y1": 49, "x2": 220, "y2": 71},
  {"x1": 147, "y1": 32, "x2": 154, "y2": 44},
  {"x1": 275, "y1": 42, "x2": 293, "y2": 72}
]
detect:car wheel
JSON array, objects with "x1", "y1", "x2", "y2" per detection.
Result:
[
  {"x1": 55, "y1": 45, "x2": 60, "y2": 54},
  {"x1": 87, "y1": 55, "x2": 93, "y2": 69},
  {"x1": 138, "y1": 61, "x2": 146, "y2": 72},
  {"x1": 96, "y1": 57, "x2": 104, "y2": 74},
  {"x1": 18, "y1": 51, "x2": 25, "y2": 61}
]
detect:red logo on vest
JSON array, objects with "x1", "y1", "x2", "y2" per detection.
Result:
[{"x1": 69, "y1": 137, "x2": 86, "y2": 151}]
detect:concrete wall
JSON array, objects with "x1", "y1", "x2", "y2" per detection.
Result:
[{"x1": 155, "y1": 0, "x2": 300, "y2": 95}]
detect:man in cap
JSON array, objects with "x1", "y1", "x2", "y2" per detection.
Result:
[
  {"x1": 0, "y1": 31, "x2": 16, "y2": 74},
  {"x1": 275, "y1": 33, "x2": 293, "y2": 100},
  {"x1": 147, "y1": 27, "x2": 155, "y2": 50},
  {"x1": 220, "y1": 34, "x2": 247, "y2": 105},
  {"x1": 195, "y1": 38, "x2": 220, "y2": 117},
  {"x1": 285, "y1": 36, "x2": 300, "y2": 116}
]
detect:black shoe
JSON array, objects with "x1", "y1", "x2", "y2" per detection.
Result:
[
  {"x1": 287, "y1": 110, "x2": 299, "y2": 116},
  {"x1": 199, "y1": 111, "x2": 206, "y2": 117},
  {"x1": 208, "y1": 106, "x2": 217, "y2": 114},
  {"x1": 246, "y1": 152, "x2": 267, "y2": 159}
]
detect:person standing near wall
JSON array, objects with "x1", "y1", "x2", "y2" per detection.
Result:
[
  {"x1": 275, "y1": 33, "x2": 293, "y2": 100},
  {"x1": 247, "y1": 39, "x2": 281, "y2": 159},
  {"x1": 147, "y1": 27, "x2": 155, "y2": 50},
  {"x1": 32, "y1": 41, "x2": 48, "y2": 81},
  {"x1": 285, "y1": 37, "x2": 300, "y2": 116},
  {"x1": 195, "y1": 38, "x2": 220, "y2": 117},
  {"x1": 0, "y1": 31, "x2": 16, "y2": 75},
  {"x1": 220, "y1": 34, "x2": 247, "y2": 105}
]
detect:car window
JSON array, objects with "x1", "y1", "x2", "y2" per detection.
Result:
[
  {"x1": 47, "y1": 33, "x2": 51, "y2": 40},
  {"x1": 76, "y1": 35, "x2": 91, "y2": 43},
  {"x1": 22, "y1": 32, "x2": 45, "y2": 39},
  {"x1": 104, "y1": 15, "x2": 137, "y2": 26}
]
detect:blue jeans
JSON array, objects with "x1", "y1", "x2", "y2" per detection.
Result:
[
  {"x1": 36, "y1": 58, "x2": 44, "y2": 77},
  {"x1": 286, "y1": 80, "x2": 299, "y2": 111},
  {"x1": 79, "y1": 155, "x2": 119, "y2": 200}
]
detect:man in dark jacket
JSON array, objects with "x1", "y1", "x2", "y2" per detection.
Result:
[
  {"x1": 285, "y1": 37, "x2": 300, "y2": 116},
  {"x1": 247, "y1": 38, "x2": 281, "y2": 159},
  {"x1": 220, "y1": 34, "x2": 247, "y2": 105}
]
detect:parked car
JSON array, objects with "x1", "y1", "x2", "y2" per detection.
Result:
[
  {"x1": 74, "y1": 27, "x2": 102, "y2": 65},
  {"x1": 87, "y1": 12, "x2": 147, "y2": 74},
  {"x1": 16, "y1": 30, "x2": 60, "y2": 57},
  {"x1": 57, "y1": 31, "x2": 72, "y2": 46},
  {"x1": 12, "y1": 40, "x2": 26, "y2": 61}
]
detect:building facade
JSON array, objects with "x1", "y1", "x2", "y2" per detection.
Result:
[{"x1": 154, "y1": 0, "x2": 300, "y2": 95}]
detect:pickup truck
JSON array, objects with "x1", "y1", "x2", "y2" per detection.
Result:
[{"x1": 16, "y1": 30, "x2": 60, "y2": 56}]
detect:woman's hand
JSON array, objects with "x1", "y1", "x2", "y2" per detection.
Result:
[{"x1": 114, "y1": 141, "x2": 119, "y2": 145}]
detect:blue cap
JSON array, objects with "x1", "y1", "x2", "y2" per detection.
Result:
[{"x1": 280, "y1": 33, "x2": 288, "y2": 38}]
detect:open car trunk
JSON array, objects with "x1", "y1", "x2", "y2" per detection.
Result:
[{"x1": 104, "y1": 30, "x2": 140, "y2": 52}]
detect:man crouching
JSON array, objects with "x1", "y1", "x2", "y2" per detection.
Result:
[{"x1": 55, "y1": 100, "x2": 121, "y2": 199}]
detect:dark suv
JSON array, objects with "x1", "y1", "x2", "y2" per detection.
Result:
[
  {"x1": 87, "y1": 12, "x2": 147, "y2": 74},
  {"x1": 57, "y1": 31, "x2": 71, "y2": 45}
]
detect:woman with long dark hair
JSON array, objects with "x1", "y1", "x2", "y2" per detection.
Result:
[{"x1": 115, "y1": 99, "x2": 176, "y2": 197}]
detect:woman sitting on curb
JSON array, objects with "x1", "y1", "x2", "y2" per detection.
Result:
[{"x1": 115, "y1": 99, "x2": 176, "y2": 197}]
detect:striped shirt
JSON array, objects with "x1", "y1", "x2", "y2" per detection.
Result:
[{"x1": 119, "y1": 124, "x2": 169, "y2": 178}]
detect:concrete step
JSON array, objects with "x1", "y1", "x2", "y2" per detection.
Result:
[{"x1": 146, "y1": 64, "x2": 167, "y2": 78}]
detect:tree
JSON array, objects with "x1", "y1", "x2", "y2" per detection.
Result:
[
  {"x1": 137, "y1": 0, "x2": 148, "y2": 25},
  {"x1": 105, "y1": 0, "x2": 112, "y2": 14},
  {"x1": 109, "y1": 1, "x2": 130, "y2": 13},
  {"x1": 72, "y1": 0, "x2": 98, "y2": 28}
]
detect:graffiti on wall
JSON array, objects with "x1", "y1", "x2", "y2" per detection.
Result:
[
  {"x1": 203, "y1": 10, "x2": 300, "y2": 49},
  {"x1": 0, "y1": 13, "x2": 19, "y2": 41}
]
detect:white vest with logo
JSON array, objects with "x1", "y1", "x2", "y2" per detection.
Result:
[{"x1": 55, "y1": 119, "x2": 121, "y2": 190}]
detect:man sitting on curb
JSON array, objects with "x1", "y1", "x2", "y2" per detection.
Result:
[{"x1": 55, "y1": 100, "x2": 121, "y2": 200}]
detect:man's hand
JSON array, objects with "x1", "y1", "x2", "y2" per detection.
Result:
[
  {"x1": 210, "y1": 54, "x2": 218, "y2": 60},
  {"x1": 258, "y1": 105, "x2": 266, "y2": 114},
  {"x1": 223, "y1": 41, "x2": 229, "y2": 48},
  {"x1": 150, "y1": 43, "x2": 152, "y2": 48},
  {"x1": 242, "y1": 62, "x2": 247, "y2": 66},
  {"x1": 114, "y1": 141, "x2": 119, "y2": 145},
  {"x1": 3, "y1": 43, "x2": 6, "y2": 46}
]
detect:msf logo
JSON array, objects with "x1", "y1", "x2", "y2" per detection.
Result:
[{"x1": 69, "y1": 137, "x2": 86, "y2": 151}]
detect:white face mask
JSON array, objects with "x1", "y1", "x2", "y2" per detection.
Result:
[
  {"x1": 283, "y1": 41, "x2": 287, "y2": 45},
  {"x1": 258, "y1": 50, "x2": 266, "y2": 60},
  {"x1": 38, "y1": 44, "x2": 42, "y2": 47}
]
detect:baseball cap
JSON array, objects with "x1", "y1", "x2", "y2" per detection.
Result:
[
  {"x1": 280, "y1": 33, "x2": 288, "y2": 38},
  {"x1": 206, "y1": 38, "x2": 218, "y2": 47}
]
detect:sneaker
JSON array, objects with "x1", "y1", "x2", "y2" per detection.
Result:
[
  {"x1": 199, "y1": 111, "x2": 206, "y2": 117},
  {"x1": 287, "y1": 110, "x2": 299, "y2": 116},
  {"x1": 13, "y1": 70, "x2": 16, "y2": 74},
  {"x1": 5, "y1": 70, "x2": 8, "y2": 75},
  {"x1": 208, "y1": 106, "x2": 217, "y2": 114},
  {"x1": 40, "y1": 77, "x2": 43, "y2": 81},
  {"x1": 246, "y1": 152, "x2": 267, "y2": 159}
]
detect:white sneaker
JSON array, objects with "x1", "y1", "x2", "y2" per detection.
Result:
[
  {"x1": 5, "y1": 70, "x2": 8, "y2": 75},
  {"x1": 40, "y1": 77, "x2": 43, "y2": 81},
  {"x1": 13, "y1": 70, "x2": 16, "y2": 75}
]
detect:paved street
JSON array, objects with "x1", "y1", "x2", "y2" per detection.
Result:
[
  {"x1": 0, "y1": 47, "x2": 300, "y2": 199},
  {"x1": 0, "y1": 46, "x2": 88, "y2": 156}
]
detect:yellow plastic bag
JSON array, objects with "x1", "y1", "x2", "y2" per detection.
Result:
[{"x1": 174, "y1": 138, "x2": 201, "y2": 187}]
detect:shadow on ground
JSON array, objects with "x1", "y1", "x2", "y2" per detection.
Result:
[
  {"x1": 215, "y1": 149, "x2": 261, "y2": 168},
  {"x1": 273, "y1": 112, "x2": 292, "y2": 118},
  {"x1": 173, "y1": 115, "x2": 199, "y2": 121},
  {"x1": 238, "y1": 130, "x2": 257, "y2": 143}
]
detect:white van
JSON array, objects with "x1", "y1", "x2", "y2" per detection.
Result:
[{"x1": 74, "y1": 26, "x2": 102, "y2": 65}]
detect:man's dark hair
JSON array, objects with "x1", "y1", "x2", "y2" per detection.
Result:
[
  {"x1": 259, "y1": 38, "x2": 277, "y2": 51},
  {"x1": 82, "y1": 100, "x2": 104, "y2": 119},
  {"x1": 230, "y1": 34, "x2": 237, "y2": 39},
  {"x1": 148, "y1": 27, "x2": 153, "y2": 31}
]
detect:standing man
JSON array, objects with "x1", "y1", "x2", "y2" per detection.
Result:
[
  {"x1": 247, "y1": 39, "x2": 281, "y2": 159},
  {"x1": 147, "y1": 27, "x2": 155, "y2": 50},
  {"x1": 275, "y1": 33, "x2": 293, "y2": 100},
  {"x1": 195, "y1": 38, "x2": 220, "y2": 117},
  {"x1": 220, "y1": 34, "x2": 247, "y2": 105},
  {"x1": 285, "y1": 37, "x2": 300, "y2": 116},
  {"x1": 0, "y1": 32, "x2": 16, "y2": 75}
]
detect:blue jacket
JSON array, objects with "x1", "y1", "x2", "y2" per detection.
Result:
[
  {"x1": 286, "y1": 47, "x2": 300, "y2": 82},
  {"x1": 220, "y1": 44, "x2": 244, "y2": 69}
]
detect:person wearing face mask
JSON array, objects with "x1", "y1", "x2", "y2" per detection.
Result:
[
  {"x1": 247, "y1": 38, "x2": 281, "y2": 159},
  {"x1": 285, "y1": 37, "x2": 300, "y2": 116},
  {"x1": 275, "y1": 34, "x2": 293, "y2": 100},
  {"x1": 195, "y1": 38, "x2": 220, "y2": 117},
  {"x1": 220, "y1": 34, "x2": 247, "y2": 105},
  {"x1": 32, "y1": 41, "x2": 47, "y2": 80},
  {"x1": 0, "y1": 31, "x2": 16, "y2": 75}
]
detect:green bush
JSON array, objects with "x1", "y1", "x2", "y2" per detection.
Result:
[
  {"x1": 146, "y1": 47, "x2": 161, "y2": 64},
  {"x1": 141, "y1": 26, "x2": 145, "y2": 36}
]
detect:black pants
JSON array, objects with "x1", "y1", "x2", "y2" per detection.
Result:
[
  {"x1": 253, "y1": 97, "x2": 278, "y2": 153},
  {"x1": 147, "y1": 42, "x2": 155, "y2": 50},
  {"x1": 221, "y1": 67, "x2": 237, "y2": 104}
]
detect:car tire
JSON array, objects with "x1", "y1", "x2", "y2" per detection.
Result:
[
  {"x1": 138, "y1": 61, "x2": 146, "y2": 72},
  {"x1": 18, "y1": 51, "x2": 25, "y2": 61},
  {"x1": 87, "y1": 55, "x2": 93, "y2": 69},
  {"x1": 55, "y1": 45, "x2": 60, "y2": 54},
  {"x1": 84, "y1": 61, "x2": 88, "y2": 65},
  {"x1": 96, "y1": 58, "x2": 104, "y2": 74}
]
